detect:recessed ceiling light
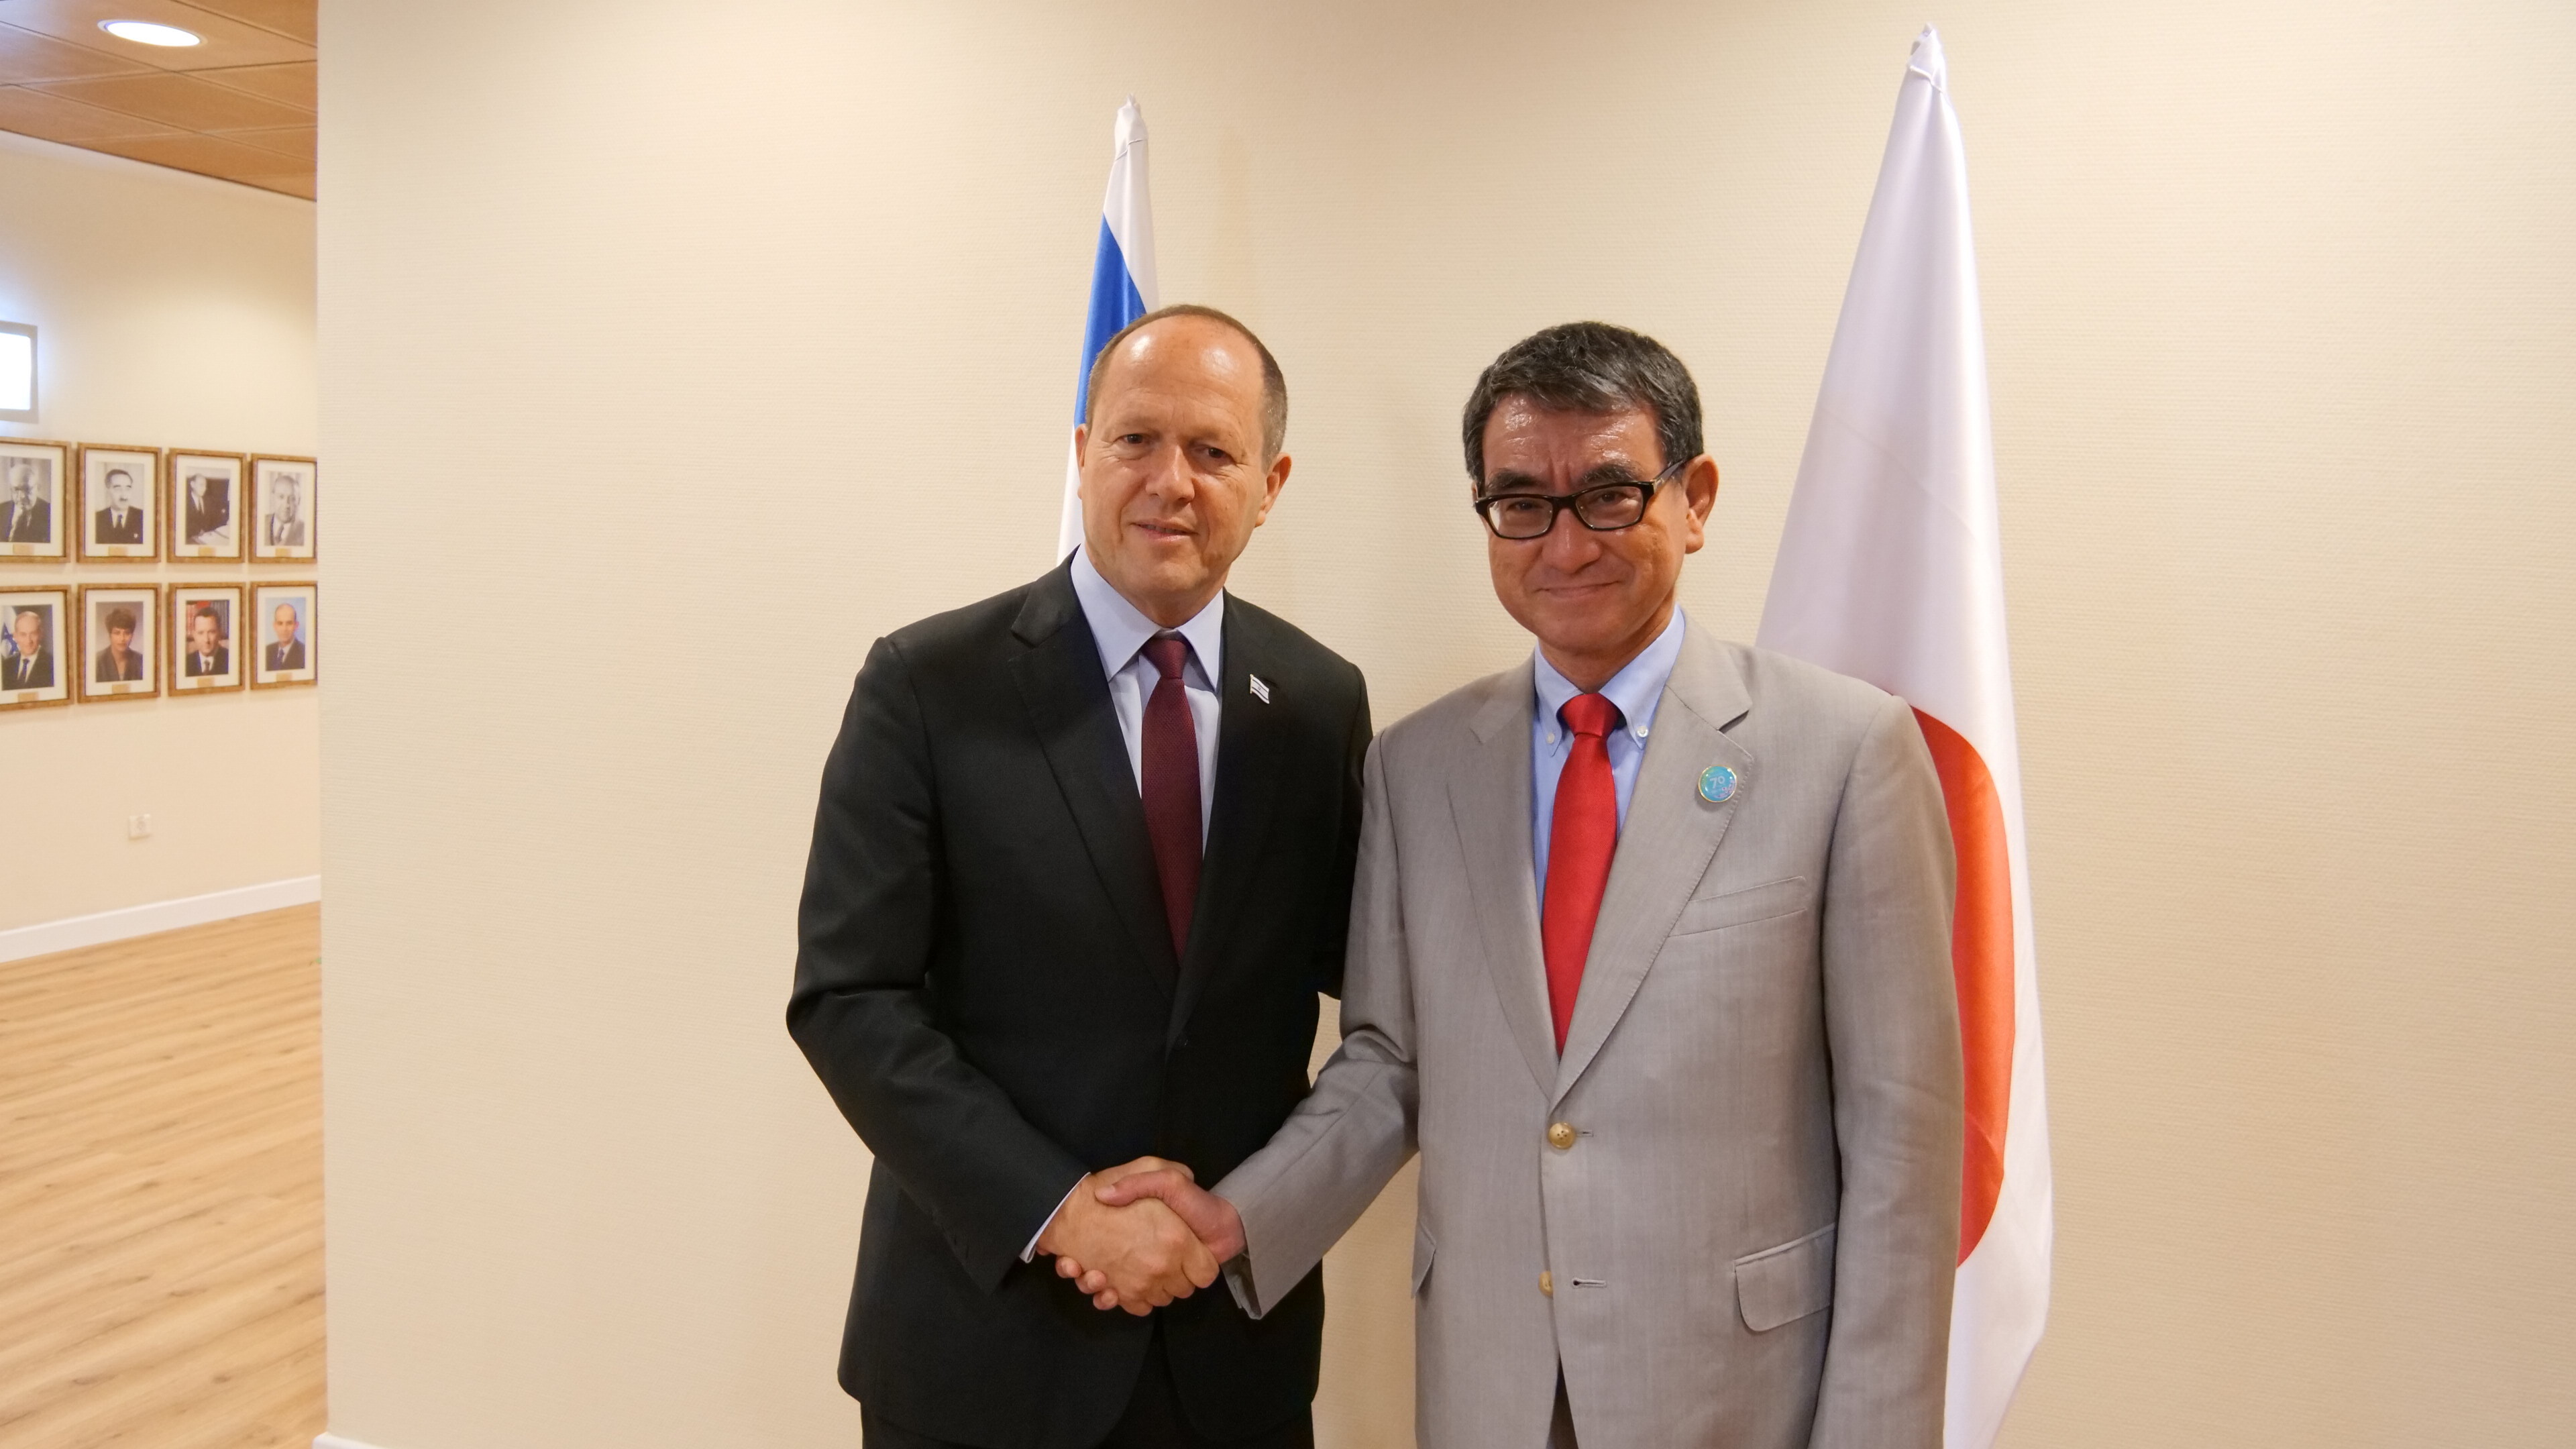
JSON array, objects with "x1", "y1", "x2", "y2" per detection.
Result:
[{"x1": 99, "y1": 20, "x2": 202, "y2": 47}]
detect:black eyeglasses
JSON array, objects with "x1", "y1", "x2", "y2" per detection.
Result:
[{"x1": 1471, "y1": 460, "x2": 1685, "y2": 540}]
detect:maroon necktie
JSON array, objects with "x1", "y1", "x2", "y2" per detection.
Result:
[
  {"x1": 1140, "y1": 634, "x2": 1202, "y2": 961},
  {"x1": 1541, "y1": 694, "x2": 1621, "y2": 1051}
]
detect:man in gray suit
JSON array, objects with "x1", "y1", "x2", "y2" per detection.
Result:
[{"x1": 1068, "y1": 323, "x2": 1963, "y2": 1448}]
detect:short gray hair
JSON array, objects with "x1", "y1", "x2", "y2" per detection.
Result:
[
  {"x1": 1462, "y1": 321, "x2": 1704, "y2": 486},
  {"x1": 1084, "y1": 303, "x2": 1288, "y2": 462}
]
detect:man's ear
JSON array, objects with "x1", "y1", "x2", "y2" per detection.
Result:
[
  {"x1": 1072, "y1": 423, "x2": 1090, "y2": 476},
  {"x1": 1254, "y1": 451, "x2": 1293, "y2": 527},
  {"x1": 1680, "y1": 454, "x2": 1720, "y2": 554}
]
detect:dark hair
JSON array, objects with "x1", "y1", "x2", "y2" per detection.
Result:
[
  {"x1": 1461, "y1": 321, "x2": 1705, "y2": 486},
  {"x1": 105, "y1": 468, "x2": 133, "y2": 486},
  {"x1": 1083, "y1": 303, "x2": 1289, "y2": 462},
  {"x1": 106, "y1": 607, "x2": 136, "y2": 632}
]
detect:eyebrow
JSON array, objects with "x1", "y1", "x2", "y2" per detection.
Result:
[{"x1": 1482, "y1": 462, "x2": 1655, "y2": 494}]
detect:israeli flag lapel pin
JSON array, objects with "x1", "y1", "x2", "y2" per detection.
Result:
[
  {"x1": 1248, "y1": 674, "x2": 1273, "y2": 704},
  {"x1": 1698, "y1": 765, "x2": 1739, "y2": 804}
]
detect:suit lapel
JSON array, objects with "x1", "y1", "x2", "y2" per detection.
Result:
[
  {"x1": 1446, "y1": 664, "x2": 1558, "y2": 1097},
  {"x1": 1552, "y1": 630, "x2": 1755, "y2": 1103},
  {"x1": 1009, "y1": 568, "x2": 1179, "y2": 995},
  {"x1": 1167, "y1": 602, "x2": 1283, "y2": 1045}
]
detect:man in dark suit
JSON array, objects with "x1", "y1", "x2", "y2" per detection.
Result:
[
  {"x1": 93, "y1": 606, "x2": 144, "y2": 682},
  {"x1": 6, "y1": 608, "x2": 52, "y2": 689},
  {"x1": 789, "y1": 305, "x2": 1368, "y2": 1449},
  {"x1": 1, "y1": 466, "x2": 46, "y2": 543},
  {"x1": 184, "y1": 608, "x2": 230, "y2": 677},
  {"x1": 266, "y1": 603, "x2": 307, "y2": 671},
  {"x1": 184, "y1": 473, "x2": 231, "y2": 544},
  {"x1": 94, "y1": 468, "x2": 145, "y2": 544}
]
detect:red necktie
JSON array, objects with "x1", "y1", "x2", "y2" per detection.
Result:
[
  {"x1": 1542, "y1": 694, "x2": 1621, "y2": 1051},
  {"x1": 1140, "y1": 634, "x2": 1202, "y2": 962}
]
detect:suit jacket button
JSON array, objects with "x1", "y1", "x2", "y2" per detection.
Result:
[
  {"x1": 1547, "y1": 1121, "x2": 1576, "y2": 1150},
  {"x1": 1540, "y1": 1271, "x2": 1554, "y2": 1297}
]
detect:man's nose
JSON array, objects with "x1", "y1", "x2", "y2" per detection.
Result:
[
  {"x1": 1537, "y1": 500, "x2": 1603, "y2": 568},
  {"x1": 1142, "y1": 447, "x2": 1196, "y2": 502}
]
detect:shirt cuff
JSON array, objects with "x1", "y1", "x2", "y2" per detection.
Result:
[{"x1": 1020, "y1": 1176, "x2": 1087, "y2": 1264}]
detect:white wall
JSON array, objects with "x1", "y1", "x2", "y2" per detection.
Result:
[
  {"x1": 318, "y1": 1, "x2": 2576, "y2": 1446},
  {"x1": 0, "y1": 131, "x2": 317, "y2": 934}
]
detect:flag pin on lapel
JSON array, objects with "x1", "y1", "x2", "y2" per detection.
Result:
[
  {"x1": 1248, "y1": 675, "x2": 1273, "y2": 704},
  {"x1": 1698, "y1": 765, "x2": 1739, "y2": 804}
]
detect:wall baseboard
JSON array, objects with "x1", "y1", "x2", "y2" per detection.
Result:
[
  {"x1": 315, "y1": 1436, "x2": 392, "y2": 1449},
  {"x1": 0, "y1": 875, "x2": 321, "y2": 963}
]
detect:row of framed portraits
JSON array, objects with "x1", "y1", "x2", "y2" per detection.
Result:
[
  {"x1": 1, "y1": 582, "x2": 319, "y2": 710},
  {"x1": 0, "y1": 439, "x2": 319, "y2": 565}
]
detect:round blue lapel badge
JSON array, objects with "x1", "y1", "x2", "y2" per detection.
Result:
[{"x1": 1698, "y1": 765, "x2": 1739, "y2": 804}]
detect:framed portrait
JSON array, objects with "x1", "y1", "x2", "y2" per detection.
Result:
[
  {"x1": 249, "y1": 581, "x2": 317, "y2": 690},
  {"x1": 77, "y1": 583, "x2": 161, "y2": 703},
  {"x1": 248, "y1": 455, "x2": 317, "y2": 563},
  {"x1": 0, "y1": 439, "x2": 70, "y2": 564},
  {"x1": 0, "y1": 585, "x2": 72, "y2": 709},
  {"x1": 168, "y1": 582, "x2": 246, "y2": 694},
  {"x1": 167, "y1": 449, "x2": 247, "y2": 561},
  {"x1": 78, "y1": 443, "x2": 162, "y2": 562}
]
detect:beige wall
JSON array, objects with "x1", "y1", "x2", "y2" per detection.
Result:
[
  {"x1": 318, "y1": 1, "x2": 2576, "y2": 1446},
  {"x1": 0, "y1": 132, "x2": 317, "y2": 934}
]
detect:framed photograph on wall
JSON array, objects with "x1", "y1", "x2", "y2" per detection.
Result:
[
  {"x1": 0, "y1": 585, "x2": 72, "y2": 708},
  {"x1": 250, "y1": 581, "x2": 317, "y2": 689},
  {"x1": 248, "y1": 455, "x2": 317, "y2": 562},
  {"x1": 78, "y1": 443, "x2": 162, "y2": 562},
  {"x1": 168, "y1": 582, "x2": 246, "y2": 694},
  {"x1": 78, "y1": 583, "x2": 161, "y2": 703},
  {"x1": 0, "y1": 439, "x2": 70, "y2": 563},
  {"x1": 167, "y1": 449, "x2": 246, "y2": 561}
]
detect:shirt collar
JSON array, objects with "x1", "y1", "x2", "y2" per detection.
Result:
[
  {"x1": 1532, "y1": 607, "x2": 1688, "y2": 747},
  {"x1": 1069, "y1": 546, "x2": 1224, "y2": 685}
]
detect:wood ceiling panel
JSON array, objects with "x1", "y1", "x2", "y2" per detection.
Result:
[
  {"x1": 230, "y1": 168, "x2": 308, "y2": 199},
  {"x1": 0, "y1": 20, "x2": 147, "y2": 83},
  {"x1": 214, "y1": 120, "x2": 305, "y2": 160},
  {"x1": 170, "y1": 0, "x2": 310, "y2": 46},
  {"x1": 32, "y1": 68, "x2": 310, "y2": 128},
  {"x1": 193, "y1": 58, "x2": 307, "y2": 109},
  {"x1": 0, "y1": 0, "x2": 312, "y2": 69},
  {"x1": 0, "y1": 81, "x2": 178, "y2": 138},
  {"x1": 81, "y1": 125, "x2": 292, "y2": 173}
]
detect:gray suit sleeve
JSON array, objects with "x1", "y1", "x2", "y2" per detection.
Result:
[
  {"x1": 1214, "y1": 739, "x2": 1420, "y2": 1319},
  {"x1": 1810, "y1": 693, "x2": 1965, "y2": 1449}
]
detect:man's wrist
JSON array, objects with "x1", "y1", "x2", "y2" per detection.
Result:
[{"x1": 1024, "y1": 1174, "x2": 1087, "y2": 1264}]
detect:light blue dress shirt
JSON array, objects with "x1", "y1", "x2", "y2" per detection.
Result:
[
  {"x1": 1531, "y1": 608, "x2": 1688, "y2": 895},
  {"x1": 1069, "y1": 546, "x2": 1224, "y2": 840}
]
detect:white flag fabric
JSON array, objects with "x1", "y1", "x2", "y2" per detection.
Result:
[
  {"x1": 1057, "y1": 97, "x2": 1161, "y2": 559},
  {"x1": 1754, "y1": 28, "x2": 2051, "y2": 1449}
]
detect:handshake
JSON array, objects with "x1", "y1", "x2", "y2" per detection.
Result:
[{"x1": 1038, "y1": 1158, "x2": 1243, "y2": 1315}]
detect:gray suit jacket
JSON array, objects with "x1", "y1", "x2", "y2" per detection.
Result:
[{"x1": 1217, "y1": 629, "x2": 1962, "y2": 1449}]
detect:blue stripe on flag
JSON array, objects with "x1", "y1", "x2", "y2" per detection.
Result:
[{"x1": 1073, "y1": 217, "x2": 1149, "y2": 421}]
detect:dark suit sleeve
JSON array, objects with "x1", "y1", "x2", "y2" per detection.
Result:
[
  {"x1": 787, "y1": 636, "x2": 1088, "y2": 1293},
  {"x1": 1316, "y1": 672, "x2": 1371, "y2": 998}
]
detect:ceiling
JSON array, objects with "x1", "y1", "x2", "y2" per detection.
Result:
[{"x1": 0, "y1": 0, "x2": 312, "y2": 199}]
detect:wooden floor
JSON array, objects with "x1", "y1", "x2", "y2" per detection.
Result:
[{"x1": 0, "y1": 906, "x2": 326, "y2": 1448}]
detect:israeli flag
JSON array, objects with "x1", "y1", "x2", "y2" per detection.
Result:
[{"x1": 1057, "y1": 97, "x2": 1161, "y2": 559}]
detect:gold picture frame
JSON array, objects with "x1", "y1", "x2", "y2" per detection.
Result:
[
  {"x1": 0, "y1": 585, "x2": 73, "y2": 708},
  {"x1": 168, "y1": 582, "x2": 247, "y2": 694},
  {"x1": 0, "y1": 439, "x2": 71, "y2": 564},
  {"x1": 78, "y1": 443, "x2": 163, "y2": 563},
  {"x1": 77, "y1": 582, "x2": 162, "y2": 704},
  {"x1": 247, "y1": 455, "x2": 317, "y2": 563},
  {"x1": 248, "y1": 581, "x2": 317, "y2": 690},
  {"x1": 166, "y1": 449, "x2": 248, "y2": 563}
]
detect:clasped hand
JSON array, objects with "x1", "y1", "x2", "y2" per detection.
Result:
[{"x1": 1040, "y1": 1158, "x2": 1246, "y2": 1315}]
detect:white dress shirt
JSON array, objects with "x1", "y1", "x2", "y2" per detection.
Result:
[{"x1": 1024, "y1": 548, "x2": 1227, "y2": 1261}]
